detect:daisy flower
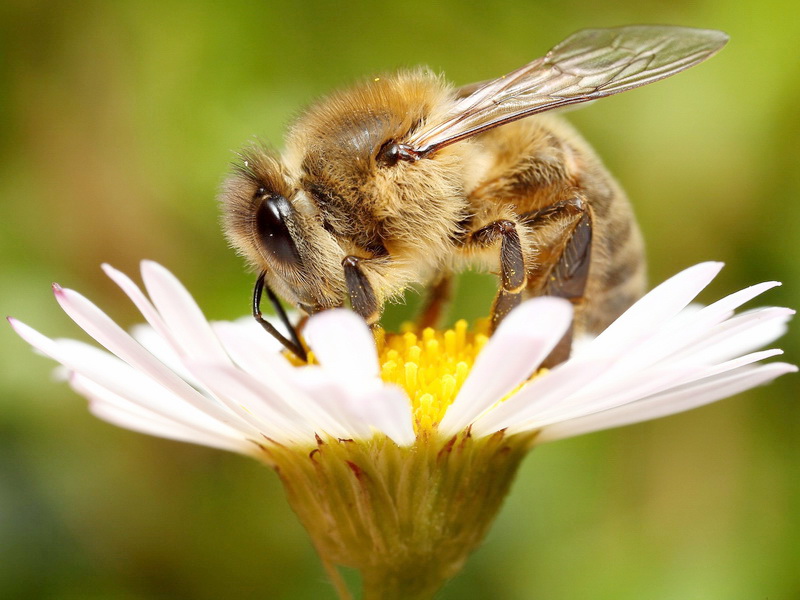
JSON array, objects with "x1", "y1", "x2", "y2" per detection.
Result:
[{"x1": 9, "y1": 261, "x2": 795, "y2": 600}]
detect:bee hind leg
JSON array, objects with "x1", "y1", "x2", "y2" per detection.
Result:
[
  {"x1": 468, "y1": 219, "x2": 527, "y2": 331},
  {"x1": 522, "y1": 196, "x2": 593, "y2": 367}
]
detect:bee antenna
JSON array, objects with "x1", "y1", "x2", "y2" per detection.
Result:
[{"x1": 252, "y1": 273, "x2": 308, "y2": 362}]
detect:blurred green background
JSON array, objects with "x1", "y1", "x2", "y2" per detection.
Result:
[{"x1": 1, "y1": 1, "x2": 798, "y2": 598}]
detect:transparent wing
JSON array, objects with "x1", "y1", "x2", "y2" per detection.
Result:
[{"x1": 407, "y1": 26, "x2": 728, "y2": 156}]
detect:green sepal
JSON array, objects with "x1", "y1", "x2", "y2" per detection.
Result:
[{"x1": 262, "y1": 430, "x2": 536, "y2": 599}]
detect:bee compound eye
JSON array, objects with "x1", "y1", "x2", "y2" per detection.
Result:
[{"x1": 254, "y1": 194, "x2": 302, "y2": 266}]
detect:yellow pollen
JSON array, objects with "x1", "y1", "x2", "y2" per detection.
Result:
[
  {"x1": 376, "y1": 319, "x2": 491, "y2": 434},
  {"x1": 292, "y1": 317, "x2": 544, "y2": 435}
]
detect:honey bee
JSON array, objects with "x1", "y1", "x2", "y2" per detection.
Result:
[{"x1": 221, "y1": 25, "x2": 728, "y2": 361}]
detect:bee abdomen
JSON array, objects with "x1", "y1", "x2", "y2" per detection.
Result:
[{"x1": 584, "y1": 199, "x2": 646, "y2": 332}]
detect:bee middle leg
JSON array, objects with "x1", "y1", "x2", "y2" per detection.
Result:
[
  {"x1": 467, "y1": 218, "x2": 527, "y2": 331},
  {"x1": 417, "y1": 273, "x2": 453, "y2": 329}
]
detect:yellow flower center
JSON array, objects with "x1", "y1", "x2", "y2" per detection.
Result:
[{"x1": 374, "y1": 319, "x2": 490, "y2": 434}]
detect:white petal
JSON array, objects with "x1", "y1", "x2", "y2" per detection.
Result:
[
  {"x1": 129, "y1": 323, "x2": 199, "y2": 385},
  {"x1": 642, "y1": 281, "x2": 783, "y2": 352},
  {"x1": 440, "y1": 297, "x2": 573, "y2": 437},
  {"x1": 48, "y1": 287, "x2": 258, "y2": 434},
  {"x1": 139, "y1": 260, "x2": 230, "y2": 364},
  {"x1": 15, "y1": 259, "x2": 793, "y2": 453},
  {"x1": 475, "y1": 274, "x2": 793, "y2": 439},
  {"x1": 104, "y1": 266, "x2": 205, "y2": 387},
  {"x1": 212, "y1": 321, "x2": 363, "y2": 437},
  {"x1": 694, "y1": 281, "x2": 780, "y2": 322},
  {"x1": 10, "y1": 319, "x2": 249, "y2": 439},
  {"x1": 470, "y1": 357, "x2": 615, "y2": 436},
  {"x1": 212, "y1": 320, "x2": 297, "y2": 384},
  {"x1": 584, "y1": 262, "x2": 723, "y2": 356},
  {"x1": 692, "y1": 348, "x2": 784, "y2": 379},
  {"x1": 303, "y1": 310, "x2": 380, "y2": 392},
  {"x1": 226, "y1": 315, "x2": 287, "y2": 353},
  {"x1": 561, "y1": 294, "x2": 790, "y2": 407},
  {"x1": 55, "y1": 338, "x2": 245, "y2": 436},
  {"x1": 183, "y1": 362, "x2": 318, "y2": 444},
  {"x1": 288, "y1": 366, "x2": 414, "y2": 445},
  {"x1": 350, "y1": 386, "x2": 415, "y2": 446},
  {"x1": 102, "y1": 263, "x2": 178, "y2": 352},
  {"x1": 291, "y1": 369, "x2": 374, "y2": 439},
  {"x1": 508, "y1": 348, "x2": 784, "y2": 436},
  {"x1": 536, "y1": 362, "x2": 797, "y2": 443},
  {"x1": 665, "y1": 307, "x2": 793, "y2": 366},
  {"x1": 72, "y1": 374, "x2": 253, "y2": 454},
  {"x1": 514, "y1": 365, "x2": 709, "y2": 431}
]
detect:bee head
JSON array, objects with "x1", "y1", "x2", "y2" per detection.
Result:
[{"x1": 220, "y1": 146, "x2": 347, "y2": 313}]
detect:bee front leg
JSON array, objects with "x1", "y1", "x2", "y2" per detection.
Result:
[
  {"x1": 468, "y1": 219, "x2": 527, "y2": 331},
  {"x1": 342, "y1": 256, "x2": 381, "y2": 323}
]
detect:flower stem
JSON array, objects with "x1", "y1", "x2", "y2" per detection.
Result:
[
  {"x1": 321, "y1": 557, "x2": 353, "y2": 600},
  {"x1": 360, "y1": 568, "x2": 446, "y2": 600}
]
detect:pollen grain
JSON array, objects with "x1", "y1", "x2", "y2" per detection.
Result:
[{"x1": 375, "y1": 319, "x2": 490, "y2": 433}]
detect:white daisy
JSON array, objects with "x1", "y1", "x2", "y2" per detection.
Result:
[
  {"x1": 9, "y1": 260, "x2": 795, "y2": 600},
  {"x1": 9, "y1": 261, "x2": 792, "y2": 451}
]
